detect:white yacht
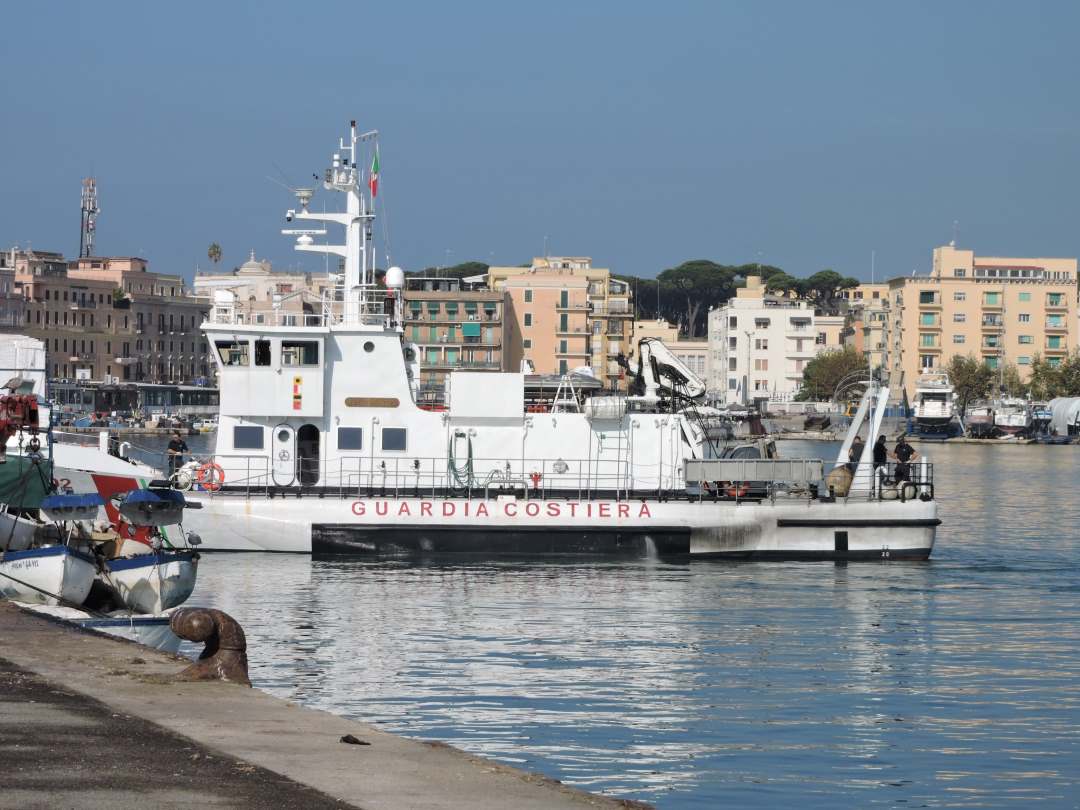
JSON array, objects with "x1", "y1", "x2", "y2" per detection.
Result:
[
  {"x1": 911, "y1": 370, "x2": 957, "y2": 436},
  {"x1": 178, "y1": 121, "x2": 939, "y2": 560},
  {"x1": 993, "y1": 397, "x2": 1032, "y2": 437}
]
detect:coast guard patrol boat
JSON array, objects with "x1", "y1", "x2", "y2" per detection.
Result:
[{"x1": 181, "y1": 121, "x2": 939, "y2": 559}]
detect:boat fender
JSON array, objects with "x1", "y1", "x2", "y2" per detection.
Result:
[
  {"x1": 901, "y1": 483, "x2": 918, "y2": 501},
  {"x1": 195, "y1": 462, "x2": 226, "y2": 492},
  {"x1": 725, "y1": 482, "x2": 749, "y2": 498}
]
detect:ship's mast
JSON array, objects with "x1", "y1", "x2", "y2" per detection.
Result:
[{"x1": 284, "y1": 121, "x2": 377, "y2": 324}]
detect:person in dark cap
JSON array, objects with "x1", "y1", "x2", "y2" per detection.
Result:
[{"x1": 893, "y1": 434, "x2": 917, "y2": 482}]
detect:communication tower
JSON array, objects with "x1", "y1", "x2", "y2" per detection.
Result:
[{"x1": 79, "y1": 177, "x2": 100, "y2": 257}]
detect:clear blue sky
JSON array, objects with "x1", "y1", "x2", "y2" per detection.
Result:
[{"x1": 3, "y1": 1, "x2": 1079, "y2": 283}]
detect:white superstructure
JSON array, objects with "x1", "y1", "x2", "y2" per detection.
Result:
[{"x1": 180, "y1": 122, "x2": 940, "y2": 560}]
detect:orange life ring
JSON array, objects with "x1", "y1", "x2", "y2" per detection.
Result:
[
  {"x1": 725, "y1": 482, "x2": 749, "y2": 498},
  {"x1": 196, "y1": 462, "x2": 226, "y2": 492}
]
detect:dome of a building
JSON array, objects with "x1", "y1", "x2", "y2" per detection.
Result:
[{"x1": 236, "y1": 249, "x2": 270, "y2": 276}]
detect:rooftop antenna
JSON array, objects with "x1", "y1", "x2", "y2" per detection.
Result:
[{"x1": 79, "y1": 177, "x2": 99, "y2": 257}]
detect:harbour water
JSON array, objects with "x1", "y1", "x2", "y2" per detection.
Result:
[{"x1": 180, "y1": 439, "x2": 1080, "y2": 808}]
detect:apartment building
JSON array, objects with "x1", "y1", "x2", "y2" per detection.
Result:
[
  {"x1": 839, "y1": 283, "x2": 891, "y2": 371},
  {"x1": 707, "y1": 276, "x2": 830, "y2": 403},
  {"x1": 887, "y1": 244, "x2": 1078, "y2": 396},
  {"x1": 2, "y1": 248, "x2": 211, "y2": 383},
  {"x1": 488, "y1": 257, "x2": 634, "y2": 390},
  {"x1": 631, "y1": 319, "x2": 709, "y2": 381},
  {"x1": 402, "y1": 277, "x2": 506, "y2": 405}
]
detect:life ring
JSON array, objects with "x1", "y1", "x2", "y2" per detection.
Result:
[
  {"x1": 725, "y1": 482, "x2": 749, "y2": 498},
  {"x1": 195, "y1": 462, "x2": 226, "y2": 492}
]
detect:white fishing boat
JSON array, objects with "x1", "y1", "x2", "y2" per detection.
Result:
[
  {"x1": 15, "y1": 603, "x2": 184, "y2": 653},
  {"x1": 0, "y1": 544, "x2": 97, "y2": 606},
  {"x1": 177, "y1": 121, "x2": 939, "y2": 561},
  {"x1": 97, "y1": 488, "x2": 200, "y2": 613},
  {"x1": 993, "y1": 397, "x2": 1032, "y2": 437},
  {"x1": 911, "y1": 370, "x2": 957, "y2": 436}
]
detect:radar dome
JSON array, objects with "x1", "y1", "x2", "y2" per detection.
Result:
[{"x1": 385, "y1": 266, "x2": 405, "y2": 289}]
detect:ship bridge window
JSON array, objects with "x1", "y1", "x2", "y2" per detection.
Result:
[
  {"x1": 216, "y1": 340, "x2": 249, "y2": 366},
  {"x1": 381, "y1": 427, "x2": 407, "y2": 451},
  {"x1": 254, "y1": 339, "x2": 272, "y2": 366},
  {"x1": 233, "y1": 425, "x2": 264, "y2": 450},
  {"x1": 338, "y1": 427, "x2": 363, "y2": 451},
  {"x1": 281, "y1": 341, "x2": 319, "y2": 367}
]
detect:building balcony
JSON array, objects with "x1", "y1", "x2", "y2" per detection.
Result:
[
  {"x1": 1045, "y1": 300, "x2": 1068, "y2": 311},
  {"x1": 919, "y1": 321, "x2": 942, "y2": 330},
  {"x1": 1045, "y1": 320, "x2": 1068, "y2": 332},
  {"x1": 113, "y1": 357, "x2": 137, "y2": 365},
  {"x1": 555, "y1": 302, "x2": 589, "y2": 311},
  {"x1": 980, "y1": 301, "x2": 1003, "y2": 311},
  {"x1": 591, "y1": 302, "x2": 633, "y2": 316},
  {"x1": 556, "y1": 328, "x2": 589, "y2": 336},
  {"x1": 918, "y1": 345, "x2": 943, "y2": 353},
  {"x1": 981, "y1": 318, "x2": 1004, "y2": 330},
  {"x1": 1045, "y1": 343, "x2": 1068, "y2": 354},
  {"x1": 557, "y1": 349, "x2": 590, "y2": 357}
]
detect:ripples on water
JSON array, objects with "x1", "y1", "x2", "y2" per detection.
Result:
[{"x1": 189, "y1": 441, "x2": 1080, "y2": 808}]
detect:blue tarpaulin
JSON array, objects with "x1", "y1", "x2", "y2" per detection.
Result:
[{"x1": 41, "y1": 493, "x2": 106, "y2": 510}]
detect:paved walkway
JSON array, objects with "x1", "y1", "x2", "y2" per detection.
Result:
[{"x1": 0, "y1": 603, "x2": 648, "y2": 810}]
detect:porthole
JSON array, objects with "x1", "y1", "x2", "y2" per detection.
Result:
[
  {"x1": 277, "y1": 429, "x2": 290, "y2": 442},
  {"x1": 363, "y1": 341, "x2": 375, "y2": 353}
]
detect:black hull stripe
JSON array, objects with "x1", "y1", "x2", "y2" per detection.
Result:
[
  {"x1": 694, "y1": 548, "x2": 933, "y2": 561},
  {"x1": 777, "y1": 518, "x2": 941, "y2": 528}
]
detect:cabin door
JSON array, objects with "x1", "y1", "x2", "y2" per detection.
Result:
[
  {"x1": 272, "y1": 424, "x2": 295, "y2": 486},
  {"x1": 297, "y1": 424, "x2": 321, "y2": 486}
]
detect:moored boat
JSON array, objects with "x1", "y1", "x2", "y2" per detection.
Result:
[
  {"x1": 911, "y1": 370, "x2": 958, "y2": 436},
  {"x1": 0, "y1": 544, "x2": 97, "y2": 606},
  {"x1": 178, "y1": 121, "x2": 940, "y2": 561},
  {"x1": 993, "y1": 397, "x2": 1033, "y2": 437},
  {"x1": 964, "y1": 402, "x2": 995, "y2": 438}
]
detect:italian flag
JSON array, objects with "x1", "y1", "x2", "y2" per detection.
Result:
[{"x1": 369, "y1": 151, "x2": 380, "y2": 198}]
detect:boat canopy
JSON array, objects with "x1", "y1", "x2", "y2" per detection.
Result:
[
  {"x1": 40, "y1": 493, "x2": 106, "y2": 510},
  {"x1": 1049, "y1": 398, "x2": 1080, "y2": 435},
  {"x1": 123, "y1": 489, "x2": 187, "y2": 507}
]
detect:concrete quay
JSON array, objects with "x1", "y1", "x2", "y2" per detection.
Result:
[{"x1": 0, "y1": 603, "x2": 648, "y2": 810}]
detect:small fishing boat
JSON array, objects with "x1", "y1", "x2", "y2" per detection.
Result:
[
  {"x1": 17, "y1": 603, "x2": 185, "y2": 653},
  {"x1": 95, "y1": 487, "x2": 200, "y2": 613},
  {"x1": 0, "y1": 544, "x2": 97, "y2": 607},
  {"x1": 993, "y1": 397, "x2": 1033, "y2": 437},
  {"x1": 964, "y1": 402, "x2": 996, "y2": 438}
]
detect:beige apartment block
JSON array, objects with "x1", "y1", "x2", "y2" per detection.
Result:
[
  {"x1": 3, "y1": 248, "x2": 210, "y2": 383},
  {"x1": 887, "y1": 244, "x2": 1078, "y2": 397},
  {"x1": 402, "y1": 277, "x2": 507, "y2": 407},
  {"x1": 632, "y1": 319, "x2": 709, "y2": 381},
  {"x1": 840, "y1": 283, "x2": 891, "y2": 371},
  {"x1": 489, "y1": 257, "x2": 634, "y2": 390}
]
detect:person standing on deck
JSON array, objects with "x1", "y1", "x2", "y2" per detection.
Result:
[
  {"x1": 847, "y1": 435, "x2": 864, "y2": 474},
  {"x1": 872, "y1": 434, "x2": 889, "y2": 478},
  {"x1": 166, "y1": 431, "x2": 189, "y2": 479},
  {"x1": 893, "y1": 435, "x2": 917, "y2": 482}
]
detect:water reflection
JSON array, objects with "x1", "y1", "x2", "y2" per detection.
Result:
[{"x1": 190, "y1": 441, "x2": 1080, "y2": 808}]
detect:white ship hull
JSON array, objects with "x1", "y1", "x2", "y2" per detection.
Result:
[
  {"x1": 183, "y1": 493, "x2": 938, "y2": 560},
  {"x1": 0, "y1": 545, "x2": 97, "y2": 606}
]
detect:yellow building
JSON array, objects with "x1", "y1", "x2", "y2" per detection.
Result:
[
  {"x1": 488, "y1": 257, "x2": 634, "y2": 389},
  {"x1": 887, "y1": 244, "x2": 1077, "y2": 396}
]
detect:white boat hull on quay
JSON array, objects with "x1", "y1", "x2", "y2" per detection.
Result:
[
  {"x1": 101, "y1": 551, "x2": 199, "y2": 614},
  {"x1": 0, "y1": 546, "x2": 97, "y2": 606},
  {"x1": 182, "y1": 493, "x2": 938, "y2": 560}
]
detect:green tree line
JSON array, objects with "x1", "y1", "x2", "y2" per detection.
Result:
[
  {"x1": 947, "y1": 353, "x2": 1080, "y2": 408},
  {"x1": 416, "y1": 259, "x2": 860, "y2": 339}
]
